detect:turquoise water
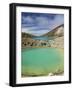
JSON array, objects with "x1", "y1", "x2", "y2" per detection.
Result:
[
  {"x1": 32, "y1": 36, "x2": 55, "y2": 40},
  {"x1": 32, "y1": 36, "x2": 48, "y2": 40},
  {"x1": 21, "y1": 48, "x2": 64, "y2": 76}
]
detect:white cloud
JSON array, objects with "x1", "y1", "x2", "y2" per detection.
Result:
[
  {"x1": 36, "y1": 17, "x2": 49, "y2": 27},
  {"x1": 22, "y1": 27, "x2": 49, "y2": 36},
  {"x1": 22, "y1": 15, "x2": 64, "y2": 36},
  {"x1": 48, "y1": 15, "x2": 64, "y2": 29},
  {"x1": 35, "y1": 15, "x2": 64, "y2": 30},
  {"x1": 22, "y1": 16, "x2": 34, "y2": 24}
]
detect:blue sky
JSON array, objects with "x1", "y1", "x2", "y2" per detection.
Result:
[{"x1": 21, "y1": 12, "x2": 64, "y2": 36}]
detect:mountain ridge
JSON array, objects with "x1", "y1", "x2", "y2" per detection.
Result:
[{"x1": 22, "y1": 24, "x2": 64, "y2": 38}]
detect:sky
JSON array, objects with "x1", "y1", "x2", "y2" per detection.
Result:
[{"x1": 21, "y1": 12, "x2": 64, "y2": 36}]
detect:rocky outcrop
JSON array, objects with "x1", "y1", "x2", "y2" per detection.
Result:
[
  {"x1": 22, "y1": 36, "x2": 64, "y2": 49},
  {"x1": 43, "y1": 24, "x2": 64, "y2": 37},
  {"x1": 49, "y1": 36, "x2": 64, "y2": 48},
  {"x1": 22, "y1": 38, "x2": 51, "y2": 48},
  {"x1": 22, "y1": 24, "x2": 64, "y2": 49}
]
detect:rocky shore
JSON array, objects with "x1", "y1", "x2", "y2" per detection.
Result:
[
  {"x1": 22, "y1": 69, "x2": 64, "y2": 77},
  {"x1": 22, "y1": 36, "x2": 64, "y2": 49},
  {"x1": 22, "y1": 24, "x2": 64, "y2": 49}
]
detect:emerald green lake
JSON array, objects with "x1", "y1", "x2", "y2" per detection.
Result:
[{"x1": 21, "y1": 48, "x2": 64, "y2": 76}]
